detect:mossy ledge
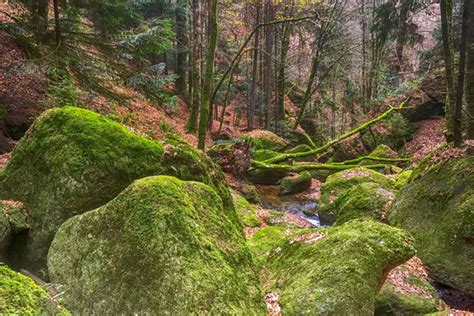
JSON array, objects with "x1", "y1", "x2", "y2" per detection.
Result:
[
  {"x1": 48, "y1": 176, "x2": 265, "y2": 315},
  {"x1": 0, "y1": 107, "x2": 232, "y2": 275}
]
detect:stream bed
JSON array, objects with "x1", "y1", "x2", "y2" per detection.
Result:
[{"x1": 256, "y1": 184, "x2": 325, "y2": 227}]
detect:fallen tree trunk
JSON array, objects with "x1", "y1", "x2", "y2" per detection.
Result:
[
  {"x1": 250, "y1": 160, "x2": 388, "y2": 173},
  {"x1": 262, "y1": 98, "x2": 411, "y2": 165},
  {"x1": 333, "y1": 156, "x2": 410, "y2": 165}
]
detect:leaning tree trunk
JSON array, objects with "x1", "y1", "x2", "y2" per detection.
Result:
[
  {"x1": 197, "y1": 0, "x2": 218, "y2": 150},
  {"x1": 440, "y1": 0, "x2": 456, "y2": 141}
]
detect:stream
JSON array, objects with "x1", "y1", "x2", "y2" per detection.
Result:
[{"x1": 256, "y1": 185, "x2": 325, "y2": 227}]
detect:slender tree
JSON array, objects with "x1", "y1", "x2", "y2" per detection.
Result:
[
  {"x1": 466, "y1": 0, "x2": 474, "y2": 139},
  {"x1": 175, "y1": 0, "x2": 188, "y2": 97},
  {"x1": 247, "y1": 1, "x2": 261, "y2": 131},
  {"x1": 453, "y1": 0, "x2": 471, "y2": 146},
  {"x1": 197, "y1": 0, "x2": 218, "y2": 150},
  {"x1": 186, "y1": 0, "x2": 201, "y2": 132},
  {"x1": 440, "y1": 0, "x2": 456, "y2": 141}
]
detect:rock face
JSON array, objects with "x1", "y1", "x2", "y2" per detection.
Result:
[
  {"x1": 48, "y1": 176, "x2": 264, "y2": 315},
  {"x1": 0, "y1": 107, "x2": 231, "y2": 274},
  {"x1": 279, "y1": 171, "x2": 312, "y2": 196},
  {"x1": 0, "y1": 263, "x2": 68, "y2": 315},
  {"x1": 250, "y1": 220, "x2": 415, "y2": 315},
  {"x1": 389, "y1": 156, "x2": 474, "y2": 295}
]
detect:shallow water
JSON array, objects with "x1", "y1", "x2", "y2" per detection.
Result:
[{"x1": 257, "y1": 185, "x2": 322, "y2": 227}]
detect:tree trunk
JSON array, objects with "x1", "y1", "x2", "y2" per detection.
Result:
[
  {"x1": 186, "y1": 0, "x2": 201, "y2": 133},
  {"x1": 175, "y1": 0, "x2": 188, "y2": 97},
  {"x1": 440, "y1": 0, "x2": 456, "y2": 141},
  {"x1": 53, "y1": 0, "x2": 61, "y2": 47},
  {"x1": 361, "y1": 0, "x2": 367, "y2": 111},
  {"x1": 31, "y1": 0, "x2": 49, "y2": 38},
  {"x1": 247, "y1": 2, "x2": 261, "y2": 131},
  {"x1": 276, "y1": 24, "x2": 290, "y2": 125},
  {"x1": 454, "y1": 0, "x2": 471, "y2": 146},
  {"x1": 197, "y1": 0, "x2": 218, "y2": 150},
  {"x1": 263, "y1": 0, "x2": 274, "y2": 128},
  {"x1": 465, "y1": 0, "x2": 474, "y2": 139}
]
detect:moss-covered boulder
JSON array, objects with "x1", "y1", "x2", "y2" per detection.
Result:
[
  {"x1": 0, "y1": 263, "x2": 68, "y2": 315},
  {"x1": 323, "y1": 182, "x2": 395, "y2": 225},
  {"x1": 0, "y1": 200, "x2": 29, "y2": 258},
  {"x1": 242, "y1": 130, "x2": 288, "y2": 151},
  {"x1": 48, "y1": 176, "x2": 265, "y2": 315},
  {"x1": 245, "y1": 168, "x2": 287, "y2": 185},
  {"x1": 320, "y1": 167, "x2": 395, "y2": 208},
  {"x1": 389, "y1": 156, "x2": 474, "y2": 295},
  {"x1": 250, "y1": 219, "x2": 415, "y2": 315},
  {"x1": 279, "y1": 171, "x2": 312, "y2": 196},
  {"x1": 0, "y1": 107, "x2": 231, "y2": 274},
  {"x1": 375, "y1": 282, "x2": 442, "y2": 315},
  {"x1": 232, "y1": 191, "x2": 260, "y2": 228}
]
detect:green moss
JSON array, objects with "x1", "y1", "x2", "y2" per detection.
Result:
[
  {"x1": 48, "y1": 176, "x2": 265, "y2": 315},
  {"x1": 322, "y1": 182, "x2": 395, "y2": 225},
  {"x1": 232, "y1": 191, "x2": 260, "y2": 228},
  {"x1": 0, "y1": 263, "x2": 68, "y2": 315},
  {"x1": 375, "y1": 283, "x2": 441, "y2": 315},
  {"x1": 252, "y1": 149, "x2": 279, "y2": 162},
  {"x1": 279, "y1": 171, "x2": 312, "y2": 195},
  {"x1": 320, "y1": 167, "x2": 396, "y2": 208},
  {"x1": 394, "y1": 170, "x2": 413, "y2": 189},
  {"x1": 389, "y1": 156, "x2": 474, "y2": 295},
  {"x1": 0, "y1": 201, "x2": 29, "y2": 256},
  {"x1": 241, "y1": 130, "x2": 288, "y2": 151},
  {"x1": 0, "y1": 107, "x2": 232, "y2": 275},
  {"x1": 285, "y1": 144, "x2": 316, "y2": 162},
  {"x1": 253, "y1": 219, "x2": 415, "y2": 315}
]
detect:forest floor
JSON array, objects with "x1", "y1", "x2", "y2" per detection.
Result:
[{"x1": 0, "y1": 7, "x2": 473, "y2": 313}]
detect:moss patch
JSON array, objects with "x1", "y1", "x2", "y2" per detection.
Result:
[
  {"x1": 232, "y1": 191, "x2": 260, "y2": 228},
  {"x1": 0, "y1": 263, "x2": 68, "y2": 315},
  {"x1": 389, "y1": 156, "x2": 474, "y2": 295},
  {"x1": 0, "y1": 107, "x2": 231, "y2": 275},
  {"x1": 251, "y1": 219, "x2": 415, "y2": 315},
  {"x1": 394, "y1": 170, "x2": 413, "y2": 189},
  {"x1": 241, "y1": 130, "x2": 288, "y2": 151},
  {"x1": 48, "y1": 176, "x2": 265, "y2": 315}
]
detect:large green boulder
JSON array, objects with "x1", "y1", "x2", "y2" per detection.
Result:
[
  {"x1": 322, "y1": 182, "x2": 396, "y2": 225},
  {"x1": 0, "y1": 107, "x2": 231, "y2": 275},
  {"x1": 389, "y1": 156, "x2": 474, "y2": 295},
  {"x1": 320, "y1": 167, "x2": 395, "y2": 210},
  {"x1": 48, "y1": 176, "x2": 265, "y2": 315},
  {"x1": 0, "y1": 263, "x2": 68, "y2": 315},
  {"x1": 250, "y1": 220, "x2": 415, "y2": 315}
]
